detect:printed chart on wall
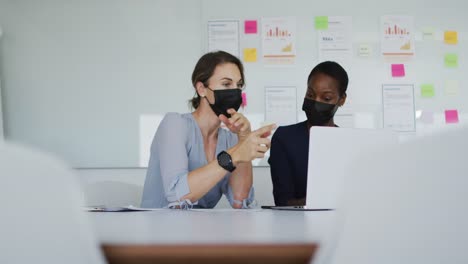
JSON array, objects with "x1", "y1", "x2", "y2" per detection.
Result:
[
  {"x1": 317, "y1": 16, "x2": 353, "y2": 64},
  {"x1": 380, "y1": 15, "x2": 415, "y2": 58},
  {"x1": 265, "y1": 86, "x2": 297, "y2": 126},
  {"x1": 382, "y1": 84, "x2": 415, "y2": 132},
  {"x1": 262, "y1": 17, "x2": 296, "y2": 65},
  {"x1": 207, "y1": 20, "x2": 240, "y2": 57}
]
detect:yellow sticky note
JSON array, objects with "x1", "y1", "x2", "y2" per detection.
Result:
[
  {"x1": 444, "y1": 53, "x2": 458, "y2": 68},
  {"x1": 315, "y1": 16, "x2": 328, "y2": 30},
  {"x1": 421, "y1": 84, "x2": 435, "y2": 98},
  {"x1": 444, "y1": 31, "x2": 458, "y2": 44},
  {"x1": 243, "y1": 48, "x2": 257, "y2": 62}
]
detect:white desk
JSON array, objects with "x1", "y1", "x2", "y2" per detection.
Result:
[{"x1": 91, "y1": 209, "x2": 337, "y2": 264}]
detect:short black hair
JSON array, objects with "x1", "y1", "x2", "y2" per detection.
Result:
[{"x1": 307, "y1": 61, "x2": 348, "y2": 97}]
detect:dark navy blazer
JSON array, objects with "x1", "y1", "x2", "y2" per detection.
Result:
[{"x1": 268, "y1": 121, "x2": 309, "y2": 206}]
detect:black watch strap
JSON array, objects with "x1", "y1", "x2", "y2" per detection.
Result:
[{"x1": 217, "y1": 151, "x2": 236, "y2": 172}]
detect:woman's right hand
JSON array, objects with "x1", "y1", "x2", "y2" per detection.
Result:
[{"x1": 227, "y1": 124, "x2": 276, "y2": 165}]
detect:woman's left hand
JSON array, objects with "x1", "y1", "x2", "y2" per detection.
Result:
[{"x1": 219, "y1": 109, "x2": 251, "y2": 141}]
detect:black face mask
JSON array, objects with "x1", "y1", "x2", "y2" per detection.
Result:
[
  {"x1": 204, "y1": 88, "x2": 242, "y2": 118},
  {"x1": 302, "y1": 98, "x2": 339, "y2": 126}
]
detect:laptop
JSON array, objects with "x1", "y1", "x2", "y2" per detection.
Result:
[{"x1": 268, "y1": 126, "x2": 398, "y2": 211}]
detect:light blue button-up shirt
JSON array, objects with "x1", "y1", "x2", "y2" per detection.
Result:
[{"x1": 141, "y1": 112, "x2": 254, "y2": 208}]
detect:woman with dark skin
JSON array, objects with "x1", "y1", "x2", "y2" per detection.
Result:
[{"x1": 268, "y1": 61, "x2": 348, "y2": 206}]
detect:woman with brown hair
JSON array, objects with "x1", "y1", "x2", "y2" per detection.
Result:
[{"x1": 141, "y1": 51, "x2": 275, "y2": 209}]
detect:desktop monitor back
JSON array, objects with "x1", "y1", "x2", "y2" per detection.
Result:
[{"x1": 306, "y1": 127, "x2": 398, "y2": 209}]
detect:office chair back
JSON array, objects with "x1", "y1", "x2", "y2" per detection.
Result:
[{"x1": 0, "y1": 142, "x2": 106, "y2": 264}]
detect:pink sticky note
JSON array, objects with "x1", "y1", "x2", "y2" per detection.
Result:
[
  {"x1": 445, "y1": 110, "x2": 459, "y2": 124},
  {"x1": 244, "y1": 20, "x2": 257, "y2": 34},
  {"x1": 391, "y1": 64, "x2": 405, "y2": 77},
  {"x1": 241, "y1": 92, "x2": 247, "y2": 107}
]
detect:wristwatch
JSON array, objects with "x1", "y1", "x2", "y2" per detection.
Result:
[{"x1": 217, "y1": 151, "x2": 236, "y2": 172}]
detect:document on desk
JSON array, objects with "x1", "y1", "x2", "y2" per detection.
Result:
[{"x1": 84, "y1": 205, "x2": 168, "y2": 212}]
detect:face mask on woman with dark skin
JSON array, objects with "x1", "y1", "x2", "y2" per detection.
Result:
[
  {"x1": 303, "y1": 72, "x2": 346, "y2": 128},
  {"x1": 268, "y1": 61, "x2": 348, "y2": 207}
]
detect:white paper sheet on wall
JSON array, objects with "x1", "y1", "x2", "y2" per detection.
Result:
[
  {"x1": 207, "y1": 20, "x2": 240, "y2": 57},
  {"x1": 261, "y1": 17, "x2": 297, "y2": 65},
  {"x1": 318, "y1": 16, "x2": 353, "y2": 64},
  {"x1": 381, "y1": 15, "x2": 415, "y2": 58},
  {"x1": 264, "y1": 86, "x2": 297, "y2": 127},
  {"x1": 382, "y1": 84, "x2": 416, "y2": 132}
]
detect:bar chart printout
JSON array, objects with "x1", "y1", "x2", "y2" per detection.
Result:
[
  {"x1": 262, "y1": 17, "x2": 296, "y2": 65},
  {"x1": 380, "y1": 15, "x2": 415, "y2": 58}
]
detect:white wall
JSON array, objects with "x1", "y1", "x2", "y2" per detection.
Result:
[
  {"x1": 2, "y1": 0, "x2": 467, "y2": 168},
  {"x1": 77, "y1": 167, "x2": 274, "y2": 208},
  {"x1": 0, "y1": 79, "x2": 3, "y2": 140},
  {"x1": 0, "y1": 25, "x2": 3, "y2": 140},
  {"x1": 0, "y1": 0, "x2": 203, "y2": 168}
]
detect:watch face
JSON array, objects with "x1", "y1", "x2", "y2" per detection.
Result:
[
  {"x1": 219, "y1": 152, "x2": 230, "y2": 166},
  {"x1": 218, "y1": 151, "x2": 235, "y2": 172}
]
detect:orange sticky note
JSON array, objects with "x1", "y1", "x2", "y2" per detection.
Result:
[
  {"x1": 391, "y1": 64, "x2": 405, "y2": 77},
  {"x1": 445, "y1": 109, "x2": 459, "y2": 124},
  {"x1": 243, "y1": 48, "x2": 257, "y2": 62},
  {"x1": 444, "y1": 31, "x2": 458, "y2": 44}
]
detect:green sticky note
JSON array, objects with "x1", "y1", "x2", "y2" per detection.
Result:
[
  {"x1": 445, "y1": 53, "x2": 458, "y2": 68},
  {"x1": 421, "y1": 84, "x2": 435, "y2": 98},
  {"x1": 315, "y1": 16, "x2": 328, "y2": 30}
]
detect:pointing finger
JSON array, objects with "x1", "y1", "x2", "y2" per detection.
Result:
[{"x1": 253, "y1": 124, "x2": 276, "y2": 136}]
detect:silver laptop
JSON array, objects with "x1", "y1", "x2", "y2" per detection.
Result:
[{"x1": 269, "y1": 126, "x2": 398, "y2": 211}]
